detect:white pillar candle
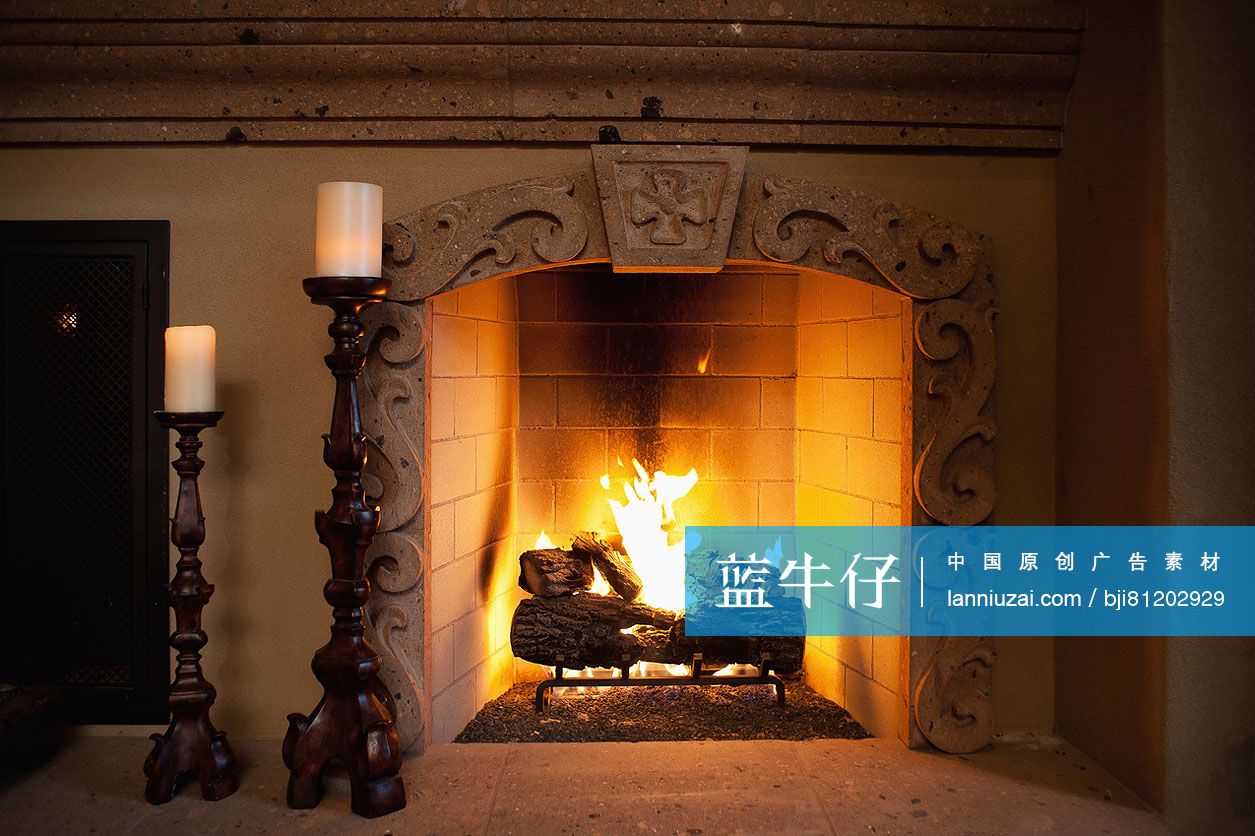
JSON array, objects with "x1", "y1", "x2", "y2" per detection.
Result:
[
  {"x1": 314, "y1": 181, "x2": 383, "y2": 277},
  {"x1": 165, "y1": 325, "x2": 216, "y2": 412}
]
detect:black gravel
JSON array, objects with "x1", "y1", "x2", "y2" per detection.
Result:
[{"x1": 454, "y1": 677, "x2": 869, "y2": 743}]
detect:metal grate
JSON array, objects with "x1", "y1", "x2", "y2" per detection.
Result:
[{"x1": 6, "y1": 255, "x2": 138, "y2": 688}]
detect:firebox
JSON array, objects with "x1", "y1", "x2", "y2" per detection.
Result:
[{"x1": 357, "y1": 144, "x2": 998, "y2": 755}]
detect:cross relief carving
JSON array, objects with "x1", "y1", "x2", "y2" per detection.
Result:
[{"x1": 629, "y1": 168, "x2": 708, "y2": 245}]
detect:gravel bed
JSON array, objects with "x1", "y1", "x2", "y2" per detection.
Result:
[{"x1": 454, "y1": 677, "x2": 869, "y2": 743}]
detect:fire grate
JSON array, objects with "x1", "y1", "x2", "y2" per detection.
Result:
[{"x1": 534, "y1": 652, "x2": 786, "y2": 712}]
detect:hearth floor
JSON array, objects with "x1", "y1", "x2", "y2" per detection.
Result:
[{"x1": 0, "y1": 730, "x2": 1164, "y2": 835}]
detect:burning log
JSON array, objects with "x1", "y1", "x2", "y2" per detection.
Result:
[
  {"x1": 510, "y1": 594, "x2": 678, "y2": 670},
  {"x1": 670, "y1": 599, "x2": 806, "y2": 675},
  {"x1": 572, "y1": 532, "x2": 643, "y2": 602},
  {"x1": 518, "y1": 548, "x2": 594, "y2": 597}
]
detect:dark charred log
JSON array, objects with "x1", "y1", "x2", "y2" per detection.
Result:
[
  {"x1": 510, "y1": 594, "x2": 679, "y2": 669},
  {"x1": 572, "y1": 532, "x2": 643, "y2": 601},
  {"x1": 518, "y1": 548, "x2": 594, "y2": 597}
]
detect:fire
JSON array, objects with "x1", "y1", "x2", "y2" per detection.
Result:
[
  {"x1": 696, "y1": 346, "x2": 712, "y2": 374},
  {"x1": 600, "y1": 459, "x2": 698, "y2": 612}
]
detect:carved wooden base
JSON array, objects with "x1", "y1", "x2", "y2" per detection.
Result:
[
  {"x1": 144, "y1": 710, "x2": 237, "y2": 804},
  {"x1": 282, "y1": 681, "x2": 405, "y2": 818}
]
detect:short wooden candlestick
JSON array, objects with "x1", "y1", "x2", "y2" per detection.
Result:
[
  {"x1": 144, "y1": 410, "x2": 238, "y2": 805},
  {"x1": 283, "y1": 276, "x2": 405, "y2": 819}
]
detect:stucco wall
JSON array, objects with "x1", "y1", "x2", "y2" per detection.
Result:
[{"x1": 0, "y1": 144, "x2": 1057, "y2": 739}]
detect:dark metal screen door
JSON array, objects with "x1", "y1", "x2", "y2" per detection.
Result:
[{"x1": 1, "y1": 221, "x2": 170, "y2": 723}]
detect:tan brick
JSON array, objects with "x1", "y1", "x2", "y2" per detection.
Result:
[
  {"x1": 476, "y1": 430, "x2": 515, "y2": 490},
  {"x1": 822, "y1": 490, "x2": 873, "y2": 526},
  {"x1": 430, "y1": 377, "x2": 456, "y2": 441},
  {"x1": 518, "y1": 428, "x2": 605, "y2": 480},
  {"x1": 516, "y1": 480, "x2": 555, "y2": 534},
  {"x1": 431, "y1": 287, "x2": 458, "y2": 316},
  {"x1": 495, "y1": 376, "x2": 518, "y2": 430},
  {"x1": 651, "y1": 273, "x2": 762, "y2": 324},
  {"x1": 759, "y1": 481, "x2": 795, "y2": 525},
  {"x1": 483, "y1": 544, "x2": 519, "y2": 611},
  {"x1": 454, "y1": 377, "x2": 497, "y2": 437},
  {"x1": 762, "y1": 273, "x2": 800, "y2": 325},
  {"x1": 682, "y1": 480, "x2": 758, "y2": 526},
  {"x1": 798, "y1": 271, "x2": 823, "y2": 324},
  {"x1": 457, "y1": 276, "x2": 498, "y2": 320},
  {"x1": 516, "y1": 271, "x2": 556, "y2": 322},
  {"x1": 607, "y1": 427, "x2": 709, "y2": 477},
  {"x1": 872, "y1": 284, "x2": 907, "y2": 317},
  {"x1": 803, "y1": 647, "x2": 843, "y2": 704},
  {"x1": 822, "y1": 378, "x2": 874, "y2": 437},
  {"x1": 608, "y1": 324, "x2": 711, "y2": 375},
  {"x1": 455, "y1": 485, "x2": 514, "y2": 559},
  {"x1": 873, "y1": 502, "x2": 904, "y2": 526},
  {"x1": 432, "y1": 314, "x2": 477, "y2": 377},
  {"x1": 431, "y1": 675, "x2": 476, "y2": 743},
  {"x1": 761, "y1": 378, "x2": 795, "y2": 429},
  {"x1": 838, "y1": 635, "x2": 873, "y2": 678},
  {"x1": 797, "y1": 376, "x2": 823, "y2": 431},
  {"x1": 497, "y1": 274, "x2": 518, "y2": 322},
  {"x1": 847, "y1": 437, "x2": 902, "y2": 504},
  {"x1": 710, "y1": 429, "x2": 795, "y2": 481},
  {"x1": 485, "y1": 590, "x2": 517, "y2": 653},
  {"x1": 821, "y1": 276, "x2": 874, "y2": 320},
  {"x1": 555, "y1": 479, "x2": 617, "y2": 533},
  {"x1": 430, "y1": 437, "x2": 476, "y2": 504},
  {"x1": 711, "y1": 325, "x2": 797, "y2": 376},
  {"x1": 797, "y1": 482, "x2": 824, "y2": 525},
  {"x1": 518, "y1": 323, "x2": 607, "y2": 374},
  {"x1": 873, "y1": 634, "x2": 904, "y2": 693},
  {"x1": 873, "y1": 378, "x2": 904, "y2": 441},
  {"x1": 557, "y1": 376, "x2": 661, "y2": 427},
  {"x1": 431, "y1": 555, "x2": 476, "y2": 631},
  {"x1": 477, "y1": 320, "x2": 517, "y2": 377},
  {"x1": 518, "y1": 377, "x2": 556, "y2": 427},
  {"x1": 799, "y1": 431, "x2": 845, "y2": 491},
  {"x1": 847, "y1": 316, "x2": 904, "y2": 378},
  {"x1": 798, "y1": 322, "x2": 846, "y2": 376},
  {"x1": 454, "y1": 607, "x2": 489, "y2": 679},
  {"x1": 430, "y1": 625, "x2": 454, "y2": 694},
  {"x1": 430, "y1": 501, "x2": 456, "y2": 571},
  {"x1": 660, "y1": 377, "x2": 760, "y2": 428},
  {"x1": 844, "y1": 667, "x2": 905, "y2": 740}
]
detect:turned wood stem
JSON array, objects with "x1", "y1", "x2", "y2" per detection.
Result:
[
  {"x1": 144, "y1": 411, "x2": 237, "y2": 805},
  {"x1": 283, "y1": 276, "x2": 405, "y2": 819}
]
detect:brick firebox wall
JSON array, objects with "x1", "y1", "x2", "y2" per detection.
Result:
[
  {"x1": 514, "y1": 267, "x2": 801, "y2": 548},
  {"x1": 427, "y1": 265, "x2": 912, "y2": 742}
]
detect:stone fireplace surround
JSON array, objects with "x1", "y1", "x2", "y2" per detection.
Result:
[{"x1": 359, "y1": 144, "x2": 997, "y2": 755}]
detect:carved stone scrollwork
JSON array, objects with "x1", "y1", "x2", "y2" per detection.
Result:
[
  {"x1": 913, "y1": 298, "x2": 998, "y2": 527},
  {"x1": 912, "y1": 636, "x2": 997, "y2": 754},
  {"x1": 358, "y1": 300, "x2": 427, "y2": 750},
  {"x1": 382, "y1": 176, "x2": 600, "y2": 302},
  {"x1": 749, "y1": 176, "x2": 980, "y2": 300}
]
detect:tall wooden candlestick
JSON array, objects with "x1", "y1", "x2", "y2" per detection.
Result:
[
  {"x1": 283, "y1": 275, "x2": 405, "y2": 819},
  {"x1": 145, "y1": 410, "x2": 238, "y2": 805}
]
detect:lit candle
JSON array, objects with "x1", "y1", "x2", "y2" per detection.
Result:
[
  {"x1": 314, "y1": 181, "x2": 383, "y2": 277},
  {"x1": 165, "y1": 325, "x2": 216, "y2": 412}
]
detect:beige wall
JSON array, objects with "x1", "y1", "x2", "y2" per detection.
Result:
[{"x1": 0, "y1": 144, "x2": 1056, "y2": 739}]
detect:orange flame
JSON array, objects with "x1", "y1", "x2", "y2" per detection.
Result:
[{"x1": 696, "y1": 346, "x2": 712, "y2": 374}]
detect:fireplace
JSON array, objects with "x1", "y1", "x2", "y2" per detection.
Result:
[{"x1": 357, "y1": 144, "x2": 998, "y2": 754}]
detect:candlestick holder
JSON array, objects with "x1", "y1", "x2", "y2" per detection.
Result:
[
  {"x1": 144, "y1": 410, "x2": 238, "y2": 805},
  {"x1": 283, "y1": 275, "x2": 405, "y2": 819}
]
